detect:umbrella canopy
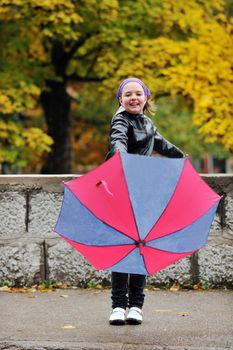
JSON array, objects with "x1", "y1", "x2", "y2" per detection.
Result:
[{"x1": 54, "y1": 152, "x2": 221, "y2": 275}]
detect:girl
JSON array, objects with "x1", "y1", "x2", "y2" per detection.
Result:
[{"x1": 107, "y1": 77, "x2": 184, "y2": 325}]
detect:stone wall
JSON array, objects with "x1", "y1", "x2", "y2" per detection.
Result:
[{"x1": 0, "y1": 174, "x2": 232, "y2": 288}]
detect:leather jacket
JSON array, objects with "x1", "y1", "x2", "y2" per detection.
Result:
[{"x1": 106, "y1": 107, "x2": 184, "y2": 159}]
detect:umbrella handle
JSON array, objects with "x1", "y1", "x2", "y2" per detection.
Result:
[
  {"x1": 96, "y1": 180, "x2": 113, "y2": 197},
  {"x1": 138, "y1": 242, "x2": 145, "y2": 256}
]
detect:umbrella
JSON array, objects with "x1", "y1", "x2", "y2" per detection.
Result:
[{"x1": 54, "y1": 152, "x2": 221, "y2": 275}]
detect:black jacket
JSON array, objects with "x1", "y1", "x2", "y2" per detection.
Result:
[{"x1": 106, "y1": 107, "x2": 184, "y2": 159}]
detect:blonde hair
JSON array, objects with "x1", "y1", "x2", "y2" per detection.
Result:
[{"x1": 144, "y1": 99, "x2": 156, "y2": 116}]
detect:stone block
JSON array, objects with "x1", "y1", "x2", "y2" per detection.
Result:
[
  {"x1": 147, "y1": 257, "x2": 191, "y2": 287},
  {"x1": 225, "y1": 194, "x2": 233, "y2": 236},
  {"x1": 47, "y1": 239, "x2": 110, "y2": 287},
  {"x1": 0, "y1": 191, "x2": 26, "y2": 235},
  {"x1": 0, "y1": 241, "x2": 42, "y2": 286},
  {"x1": 28, "y1": 191, "x2": 62, "y2": 238},
  {"x1": 198, "y1": 244, "x2": 233, "y2": 287},
  {"x1": 210, "y1": 211, "x2": 222, "y2": 232}
]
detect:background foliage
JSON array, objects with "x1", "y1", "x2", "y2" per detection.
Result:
[{"x1": 0, "y1": 0, "x2": 232, "y2": 173}]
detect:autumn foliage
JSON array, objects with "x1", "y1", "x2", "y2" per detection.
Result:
[
  {"x1": 102, "y1": 0, "x2": 233, "y2": 151},
  {"x1": 0, "y1": 0, "x2": 232, "y2": 172}
]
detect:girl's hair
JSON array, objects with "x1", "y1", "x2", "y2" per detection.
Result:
[{"x1": 144, "y1": 99, "x2": 156, "y2": 116}]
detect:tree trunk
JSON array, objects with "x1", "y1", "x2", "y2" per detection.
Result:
[{"x1": 40, "y1": 80, "x2": 72, "y2": 174}]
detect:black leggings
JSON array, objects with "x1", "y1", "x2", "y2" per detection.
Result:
[{"x1": 111, "y1": 272, "x2": 146, "y2": 309}]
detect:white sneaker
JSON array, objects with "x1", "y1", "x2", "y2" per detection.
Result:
[
  {"x1": 126, "y1": 307, "x2": 143, "y2": 324},
  {"x1": 109, "y1": 307, "x2": 126, "y2": 325}
]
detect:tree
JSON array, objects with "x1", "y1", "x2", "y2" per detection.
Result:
[
  {"x1": 0, "y1": 114, "x2": 52, "y2": 173},
  {"x1": 0, "y1": 19, "x2": 53, "y2": 173},
  {"x1": 103, "y1": 0, "x2": 233, "y2": 152},
  {"x1": 153, "y1": 95, "x2": 230, "y2": 159},
  {"x1": 0, "y1": 0, "x2": 124, "y2": 172},
  {"x1": 0, "y1": 0, "x2": 232, "y2": 173}
]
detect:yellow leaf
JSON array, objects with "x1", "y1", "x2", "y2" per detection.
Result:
[
  {"x1": 177, "y1": 312, "x2": 191, "y2": 317},
  {"x1": 170, "y1": 283, "x2": 181, "y2": 292},
  {"x1": 62, "y1": 324, "x2": 76, "y2": 329}
]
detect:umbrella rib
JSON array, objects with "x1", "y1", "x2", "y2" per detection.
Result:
[
  {"x1": 56, "y1": 233, "x2": 136, "y2": 248},
  {"x1": 145, "y1": 244, "x2": 198, "y2": 254}
]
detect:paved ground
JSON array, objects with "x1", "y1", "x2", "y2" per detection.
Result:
[{"x1": 0, "y1": 288, "x2": 232, "y2": 350}]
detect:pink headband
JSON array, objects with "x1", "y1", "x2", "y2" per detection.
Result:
[{"x1": 116, "y1": 78, "x2": 151, "y2": 99}]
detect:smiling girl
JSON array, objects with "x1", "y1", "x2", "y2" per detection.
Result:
[{"x1": 106, "y1": 77, "x2": 184, "y2": 325}]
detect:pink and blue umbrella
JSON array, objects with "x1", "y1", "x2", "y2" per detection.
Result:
[{"x1": 54, "y1": 152, "x2": 221, "y2": 275}]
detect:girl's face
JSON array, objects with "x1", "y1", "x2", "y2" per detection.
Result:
[{"x1": 119, "y1": 82, "x2": 147, "y2": 115}]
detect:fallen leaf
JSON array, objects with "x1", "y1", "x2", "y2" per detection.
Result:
[
  {"x1": 193, "y1": 283, "x2": 204, "y2": 291},
  {"x1": 170, "y1": 283, "x2": 181, "y2": 292},
  {"x1": 39, "y1": 289, "x2": 53, "y2": 293},
  {"x1": 10, "y1": 288, "x2": 31, "y2": 293},
  {"x1": 37, "y1": 284, "x2": 45, "y2": 290},
  {"x1": 62, "y1": 324, "x2": 76, "y2": 329},
  {"x1": 37, "y1": 284, "x2": 54, "y2": 292},
  {"x1": 96, "y1": 284, "x2": 103, "y2": 289},
  {"x1": 177, "y1": 312, "x2": 191, "y2": 317},
  {"x1": 60, "y1": 294, "x2": 69, "y2": 298},
  {"x1": 0, "y1": 286, "x2": 11, "y2": 292},
  {"x1": 56, "y1": 282, "x2": 70, "y2": 289},
  {"x1": 0, "y1": 286, "x2": 36, "y2": 293}
]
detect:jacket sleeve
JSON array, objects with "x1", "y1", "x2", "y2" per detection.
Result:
[
  {"x1": 107, "y1": 115, "x2": 130, "y2": 158},
  {"x1": 153, "y1": 129, "x2": 184, "y2": 158}
]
